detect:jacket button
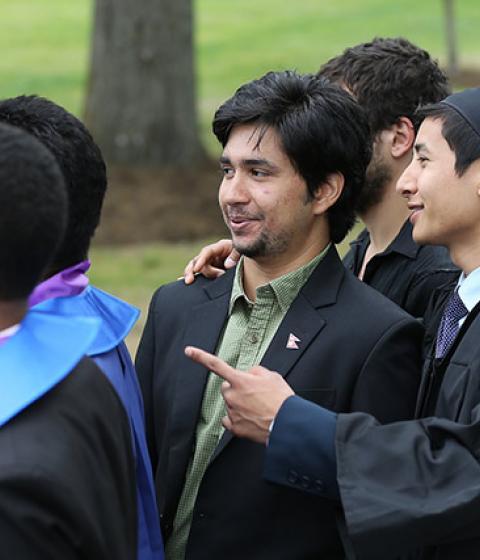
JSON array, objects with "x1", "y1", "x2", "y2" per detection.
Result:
[
  {"x1": 287, "y1": 469, "x2": 299, "y2": 484},
  {"x1": 314, "y1": 479, "x2": 325, "y2": 493},
  {"x1": 301, "y1": 475, "x2": 311, "y2": 489}
]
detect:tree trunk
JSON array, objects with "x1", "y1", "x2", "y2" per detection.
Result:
[
  {"x1": 443, "y1": 0, "x2": 459, "y2": 78},
  {"x1": 84, "y1": 0, "x2": 205, "y2": 166}
]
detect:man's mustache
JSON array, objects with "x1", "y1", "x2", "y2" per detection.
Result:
[{"x1": 224, "y1": 207, "x2": 264, "y2": 221}]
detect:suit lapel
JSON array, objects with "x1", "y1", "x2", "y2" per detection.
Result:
[
  {"x1": 212, "y1": 246, "x2": 344, "y2": 459},
  {"x1": 266, "y1": 246, "x2": 344, "y2": 380},
  {"x1": 261, "y1": 296, "x2": 326, "y2": 375},
  {"x1": 166, "y1": 273, "x2": 233, "y2": 507},
  {"x1": 169, "y1": 298, "x2": 230, "y2": 441}
]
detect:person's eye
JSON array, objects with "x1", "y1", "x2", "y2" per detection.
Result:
[
  {"x1": 221, "y1": 166, "x2": 235, "y2": 178},
  {"x1": 251, "y1": 169, "x2": 269, "y2": 178},
  {"x1": 416, "y1": 155, "x2": 429, "y2": 168}
]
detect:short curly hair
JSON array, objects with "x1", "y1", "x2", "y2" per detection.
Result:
[
  {"x1": 319, "y1": 37, "x2": 451, "y2": 134},
  {"x1": 0, "y1": 123, "x2": 67, "y2": 299}
]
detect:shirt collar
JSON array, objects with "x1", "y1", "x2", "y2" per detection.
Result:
[
  {"x1": 28, "y1": 260, "x2": 91, "y2": 308},
  {"x1": 457, "y1": 266, "x2": 480, "y2": 312},
  {"x1": 229, "y1": 245, "x2": 330, "y2": 314},
  {"x1": 350, "y1": 220, "x2": 419, "y2": 260}
]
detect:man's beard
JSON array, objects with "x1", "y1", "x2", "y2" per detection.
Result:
[
  {"x1": 223, "y1": 206, "x2": 290, "y2": 259},
  {"x1": 233, "y1": 229, "x2": 289, "y2": 259},
  {"x1": 356, "y1": 160, "x2": 392, "y2": 216}
]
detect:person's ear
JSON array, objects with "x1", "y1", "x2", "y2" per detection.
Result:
[
  {"x1": 311, "y1": 172, "x2": 345, "y2": 215},
  {"x1": 390, "y1": 116, "x2": 415, "y2": 159},
  {"x1": 467, "y1": 160, "x2": 480, "y2": 197}
]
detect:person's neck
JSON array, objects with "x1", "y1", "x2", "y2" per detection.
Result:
[
  {"x1": 449, "y1": 241, "x2": 480, "y2": 277},
  {"x1": 242, "y1": 239, "x2": 328, "y2": 301},
  {"x1": 0, "y1": 300, "x2": 27, "y2": 331},
  {"x1": 361, "y1": 186, "x2": 410, "y2": 255}
]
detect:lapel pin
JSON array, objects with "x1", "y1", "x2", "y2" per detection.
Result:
[{"x1": 286, "y1": 333, "x2": 301, "y2": 349}]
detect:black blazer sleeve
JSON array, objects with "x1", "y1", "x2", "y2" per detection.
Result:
[{"x1": 349, "y1": 316, "x2": 423, "y2": 423}]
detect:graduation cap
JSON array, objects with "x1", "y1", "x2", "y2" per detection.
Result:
[{"x1": 441, "y1": 87, "x2": 480, "y2": 138}]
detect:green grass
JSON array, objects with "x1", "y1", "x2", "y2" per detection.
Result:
[
  {"x1": 89, "y1": 239, "x2": 214, "y2": 352},
  {"x1": 0, "y1": 1, "x2": 92, "y2": 114},
  {"x1": 196, "y1": 0, "x2": 480, "y2": 151},
  {"x1": 1, "y1": 0, "x2": 479, "y2": 151}
]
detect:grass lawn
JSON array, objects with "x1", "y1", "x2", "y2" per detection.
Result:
[
  {"x1": 89, "y1": 239, "x2": 214, "y2": 353},
  {"x1": 1, "y1": 0, "x2": 479, "y2": 152}
]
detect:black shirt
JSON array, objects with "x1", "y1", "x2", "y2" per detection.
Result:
[{"x1": 343, "y1": 220, "x2": 459, "y2": 320}]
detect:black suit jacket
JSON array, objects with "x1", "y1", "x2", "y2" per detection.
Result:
[
  {"x1": 136, "y1": 246, "x2": 423, "y2": 560},
  {"x1": 0, "y1": 358, "x2": 137, "y2": 560}
]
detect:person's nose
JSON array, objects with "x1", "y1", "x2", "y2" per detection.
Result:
[
  {"x1": 220, "y1": 170, "x2": 250, "y2": 206},
  {"x1": 396, "y1": 160, "x2": 418, "y2": 200}
]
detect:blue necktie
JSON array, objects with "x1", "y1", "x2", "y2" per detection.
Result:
[{"x1": 435, "y1": 289, "x2": 468, "y2": 359}]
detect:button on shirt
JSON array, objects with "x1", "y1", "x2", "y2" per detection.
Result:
[
  {"x1": 166, "y1": 247, "x2": 329, "y2": 560},
  {"x1": 343, "y1": 221, "x2": 458, "y2": 320}
]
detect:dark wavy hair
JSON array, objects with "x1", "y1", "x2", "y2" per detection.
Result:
[
  {"x1": 319, "y1": 37, "x2": 450, "y2": 134},
  {"x1": 213, "y1": 70, "x2": 372, "y2": 243}
]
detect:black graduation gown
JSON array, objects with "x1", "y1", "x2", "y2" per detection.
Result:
[{"x1": 336, "y1": 293, "x2": 480, "y2": 559}]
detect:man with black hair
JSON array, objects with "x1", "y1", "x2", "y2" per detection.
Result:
[
  {"x1": 137, "y1": 70, "x2": 423, "y2": 560},
  {"x1": 0, "y1": 122, "x2": 136, "y2": 559},
  {"x1": 186, "y1": 87, "x2": 480, "y2": 559},
  {"x1": 184, "y1": 37, "x2": 458, "y2": 321},
  {"x1": 0, "y1": 96, "x2": 164, "y2": 560}
]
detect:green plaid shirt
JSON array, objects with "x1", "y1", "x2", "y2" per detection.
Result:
[{"x1": 165, "y1": 246, "x2": 329, "y2": 560}]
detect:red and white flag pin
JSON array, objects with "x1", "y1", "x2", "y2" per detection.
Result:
[{"x1": 286, "y1": 333, "x2": 301, "y2": 349}]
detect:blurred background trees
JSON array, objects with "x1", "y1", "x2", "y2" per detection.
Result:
[{"x1": 85, "y1": 0, "x2": 205, "y2": 166}]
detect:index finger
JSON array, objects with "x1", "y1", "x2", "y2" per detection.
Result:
[{"x1": 185, "y1": 346, "x2": 240, "y2": 384}]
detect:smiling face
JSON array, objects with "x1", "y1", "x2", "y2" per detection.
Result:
[
  {"x1": 396, "y1": 117, "x2": 480, "y2": 256},
  {"x1": 218, "y1": 123, "x2": 328, "y2": 263}
]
